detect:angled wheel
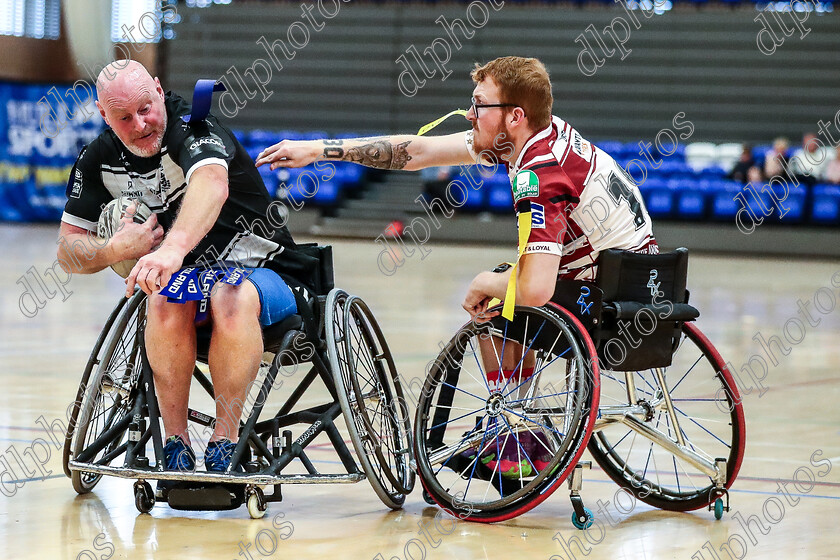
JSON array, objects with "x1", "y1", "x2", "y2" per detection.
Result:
[
  {"x1": 343, "y1": 296, "x2": 414, "y2": 493},
  {"x1": 588, "y1": 322, "x2": 746, "y2": 511},
  {"x1": 326, "y1": 289, "x2": 413, "y2": 509},
  {"x1": 69, "y1": 290, "x2": 146, "y2": 494},
  {"x1": 63, "y1": 294, "x2": 134, "y2": 477},
  {"x1": 414, "y1": 303, "x2": 600, "y2": 522}
]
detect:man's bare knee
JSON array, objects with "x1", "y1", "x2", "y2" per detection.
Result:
[
  {"x1": 209, "y1": 282, "x2": 260, "y2": 326},
  {"x1": 147, "y1": 294, "x2": 196, "y2": 330}
]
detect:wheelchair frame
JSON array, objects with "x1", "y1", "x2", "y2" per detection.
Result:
[
  {"x1": 63, "y1": 274, "x2": 414, "y2": 517},
  {"x1": 412, "y1": 248, "x2": 746, "y2": 526}
]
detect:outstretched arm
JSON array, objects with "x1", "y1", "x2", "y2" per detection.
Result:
[{"x1": 255, "y1": 132, "x2": 477, "y2": 172}]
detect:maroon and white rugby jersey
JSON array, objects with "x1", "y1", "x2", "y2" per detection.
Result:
[{"x1": 471, "y1": 116, "x2": 658, "y2": 281}]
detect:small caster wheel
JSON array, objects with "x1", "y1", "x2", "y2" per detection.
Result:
[
  {"x1": 422, "y1": 490, "x2": 435, "y2": 505},
  {"x1": 714, "y1": 498, "x2": 724, "y2": 520},
  {"x1": 134, "y1": 481, "x2": 154, "y2": 514},
  {"x1": 247, "y1": 486, "x2": 267, "y2": 519},
  {"x1": 571, "y1": 507, "x2": 593, "y2": 530}
]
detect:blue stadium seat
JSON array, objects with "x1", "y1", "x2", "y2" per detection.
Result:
[
  {"x1": 448, "y1": 179, "x2": 484, "y2": 212},
  {"x1": 487, "y1": 175, "x2": 513, "y2": 212},
  {"x1": 698, "y1": 165, "x2": 727, "y2": 179},
  {"x1": 596, "y1": 141, "x2": 623, "y2": 156},
  {"x1": 276, "y1": 129, "x2": 301, "y2": 141},
  {"x1": 778, "y1": 190, "x2": 806, "y2": 224},
  {"x1": 248, "y1": 129, "x2": 282, "y2": 148},
  {"x1": 231, "y1": 128, "x2": 247, "y2": 145},
  {"x1": 752, "y1": 144, "x2": 772, "y2": 162},
  {"x1": 670, "y1": 178, "x2": 708, "y2": 219},
  {"x1": 639, "y1": 176, "x2": 673, "y2": 219},
  {"x1": 710, "y1": 180, "x2": 743, "y2": 221},
  {"x1": 620, "y1": 142, "x2": 640, "y2": 159},
  {"x1": 811, "y1": 184, "x2": 840, "y2": 224},
  {"x1": 657, "y1": 142, "x2": 687, "y2": 161}
]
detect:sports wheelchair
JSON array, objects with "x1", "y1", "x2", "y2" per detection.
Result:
[
  {"x1": 62, "y1": 245, "x2": 415, "y2": 517},
  {"x1": 412, "y1": 248, "x2": 746, "y2": 525}
]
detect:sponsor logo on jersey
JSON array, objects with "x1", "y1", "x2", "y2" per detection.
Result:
[
  {"x1": 523, "y1": 242, "x2": 562, "y2": 256},
  {"x1": 70, "y1": 169, "x2": 83, "y2": 198},
  {"x1": 530, "y1": 202, "x2": 546, "y2": 229},
  {"x1": 571, "y1": 132, "x2": 592, "y2": 162},
  {"x1": 188, "y1": 137, "x2": 224, "y2": 151},
  {"x1": 121, "y1": 190, "x2": 144, "y2": 198},
  {"x1": 525, "y1": 244, "x2": 552, "y2": 252},
  {"x1": 512, "y1": 170, "x2": 539, "y2": 201}
]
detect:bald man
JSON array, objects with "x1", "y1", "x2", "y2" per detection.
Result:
[{"x1": 59, "y1": 61, "x2": 313, "y2": 495}]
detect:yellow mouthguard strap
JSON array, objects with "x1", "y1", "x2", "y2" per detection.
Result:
[
  {"x1": 417, "y1": 109, "x2": 469, "y2": 136},
  {"x1": 489, "y1": 205, "x2": 532, "y2": 320}
]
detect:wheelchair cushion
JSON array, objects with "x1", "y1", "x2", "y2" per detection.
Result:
[{"x1": 196, "y1": 314, "x2": 303, "y2": 363}]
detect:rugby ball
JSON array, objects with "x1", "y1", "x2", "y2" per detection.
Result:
[{"x1": 97, "y1": 197, "x2": 153, "y2": 278}]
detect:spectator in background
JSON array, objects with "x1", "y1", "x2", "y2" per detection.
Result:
[
  {"x1": 763, "y1": 137, "x2": 789, "y2": 180},
  {"x1": 824, "y1": 144, "x2": 840, "y2": 185},
  {"x1": 788, "y1": 132, "x2": 828, "y2": 186},
  {"x1": 421, "y1": 166, "x2": 454, "y2": 203},
  {"x1": 746, "y1": 165, "x2": 764, "y2": 187},
  {"x1": 728, "y1": 144, "x2": 755, "y2": 183}
]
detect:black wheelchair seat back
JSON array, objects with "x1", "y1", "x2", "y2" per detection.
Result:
[{"x1": 594, "y1": 247, "x2": 700, "y2": 371}]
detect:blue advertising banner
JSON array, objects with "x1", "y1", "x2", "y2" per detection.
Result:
[{"x1": 0, "y1": 80, "x2": 104, "y2": 222}]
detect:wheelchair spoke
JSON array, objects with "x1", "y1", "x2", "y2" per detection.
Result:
[
  {"x1": 505, "y1": 389, "x2": 574, "y2": 404},
  {"x1": 504, "y1": 409, "x2": 566, "y2": 439},
  {"x1": 498, "y1": 315, "x2": 531, "y2": 394},
  {"x1": 439, "y1": 380, "x2": 489, "y2": 403},
  {"x1": 499, "y1": 416, "x2": 537, "y2": 479},
  {"x1": 673, "y1": 406, "x2": 732, "y2": 448},
  {"x1": 669, "y1": 354, "x2": 703, "y2": 394},
  {"x1": 466, "y1": 337, "x2": 494, "y2": 395},
  {"x1": 429, "y1": 405, "x2": 488, "y2": 432}
]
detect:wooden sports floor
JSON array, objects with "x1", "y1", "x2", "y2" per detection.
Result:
[{"x1": 0, "y1": 224, "x2": 838, "y2": 560}]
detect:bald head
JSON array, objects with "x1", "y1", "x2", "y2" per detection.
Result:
[
  {"x1": 95, "y1": 60, "x2": 168, "y2": 158},
  {"x1": 96, "y1": 60, "x2": 157, "y2": 104}
]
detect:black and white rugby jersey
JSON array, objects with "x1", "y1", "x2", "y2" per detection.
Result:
[{"x1": 62, "y1": 92, "x2": 316, "y2": 286}]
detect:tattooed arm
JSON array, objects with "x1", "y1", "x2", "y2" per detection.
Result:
[{"x1": 255, "y1": 132, "x2": 475, "y2": 172}]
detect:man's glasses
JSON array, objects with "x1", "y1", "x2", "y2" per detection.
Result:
[{"x1": 471, "y1": 97, "x2": 518, "y2": 119}]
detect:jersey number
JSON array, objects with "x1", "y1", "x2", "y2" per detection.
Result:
[{"x1": 606, "y1": 172, "x2": 646, "y2": 230}]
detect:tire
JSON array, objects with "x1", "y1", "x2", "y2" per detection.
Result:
[
  {"x1": 587, "y1": 322, "x2": 746, "y2": 511},
  {"x1": 63, "y1": 294, "x2": 133, "y2": 478},
  {"x1": 343, "y1": 296, "x2": 415, "y2": 495},
  {"x1": 326, "y1": 289, "x2": 410, "y2": 509},
  {"x1": 414, "y1": 304, "x2": 599, "y2": 522},
  {"x1": 70, "y1": 291, "x2": 146, "y2": 494}
]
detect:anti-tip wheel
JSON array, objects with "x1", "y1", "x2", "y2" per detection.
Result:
[
  {"x1": 571, "y1": 507, "x2": 593, "y2": 530},
  {"x1": 422, "y1": 489, "x2": 436, "y2": 505},
  {"x1": 714, "y1": 498, "x2": 724, "y2": 520},
  {"x1": 134, "y1": 481, "x2": 154, "y2": 514},
  {"x1": 247, "y1": 487, "x2": 267, "y2": 519}
]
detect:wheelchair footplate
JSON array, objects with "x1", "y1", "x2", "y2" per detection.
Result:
[{"x1": 166, "y1": 482, "x2": 246, "y2": 511}]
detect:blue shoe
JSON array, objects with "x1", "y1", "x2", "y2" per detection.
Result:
[
  {"x1": 156, "y1": 435, "x2": 196, "y2": 499},
  {"x1": 204, "y1": 439, "x2": 237, "y2": 472}
]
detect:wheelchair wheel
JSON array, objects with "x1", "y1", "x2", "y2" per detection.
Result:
[
  {"x1": 414, "y1": 304, "x2": 599, "y2": 522},
  {"x1": 69, "y1": 291, "x2": 146, "y2": 494},
  {"x1": 63, "y1": 294, "x2": 134, "y2": 477},
  {"x1": 587, "y1": 322, "x2": 746, "y2": 511},
  {"x1": 343, "y1": 296, "x2": 415, "y2": 493},
  {"x1": 326, "y1": 289, "x2": 412, "y2": 509}
]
